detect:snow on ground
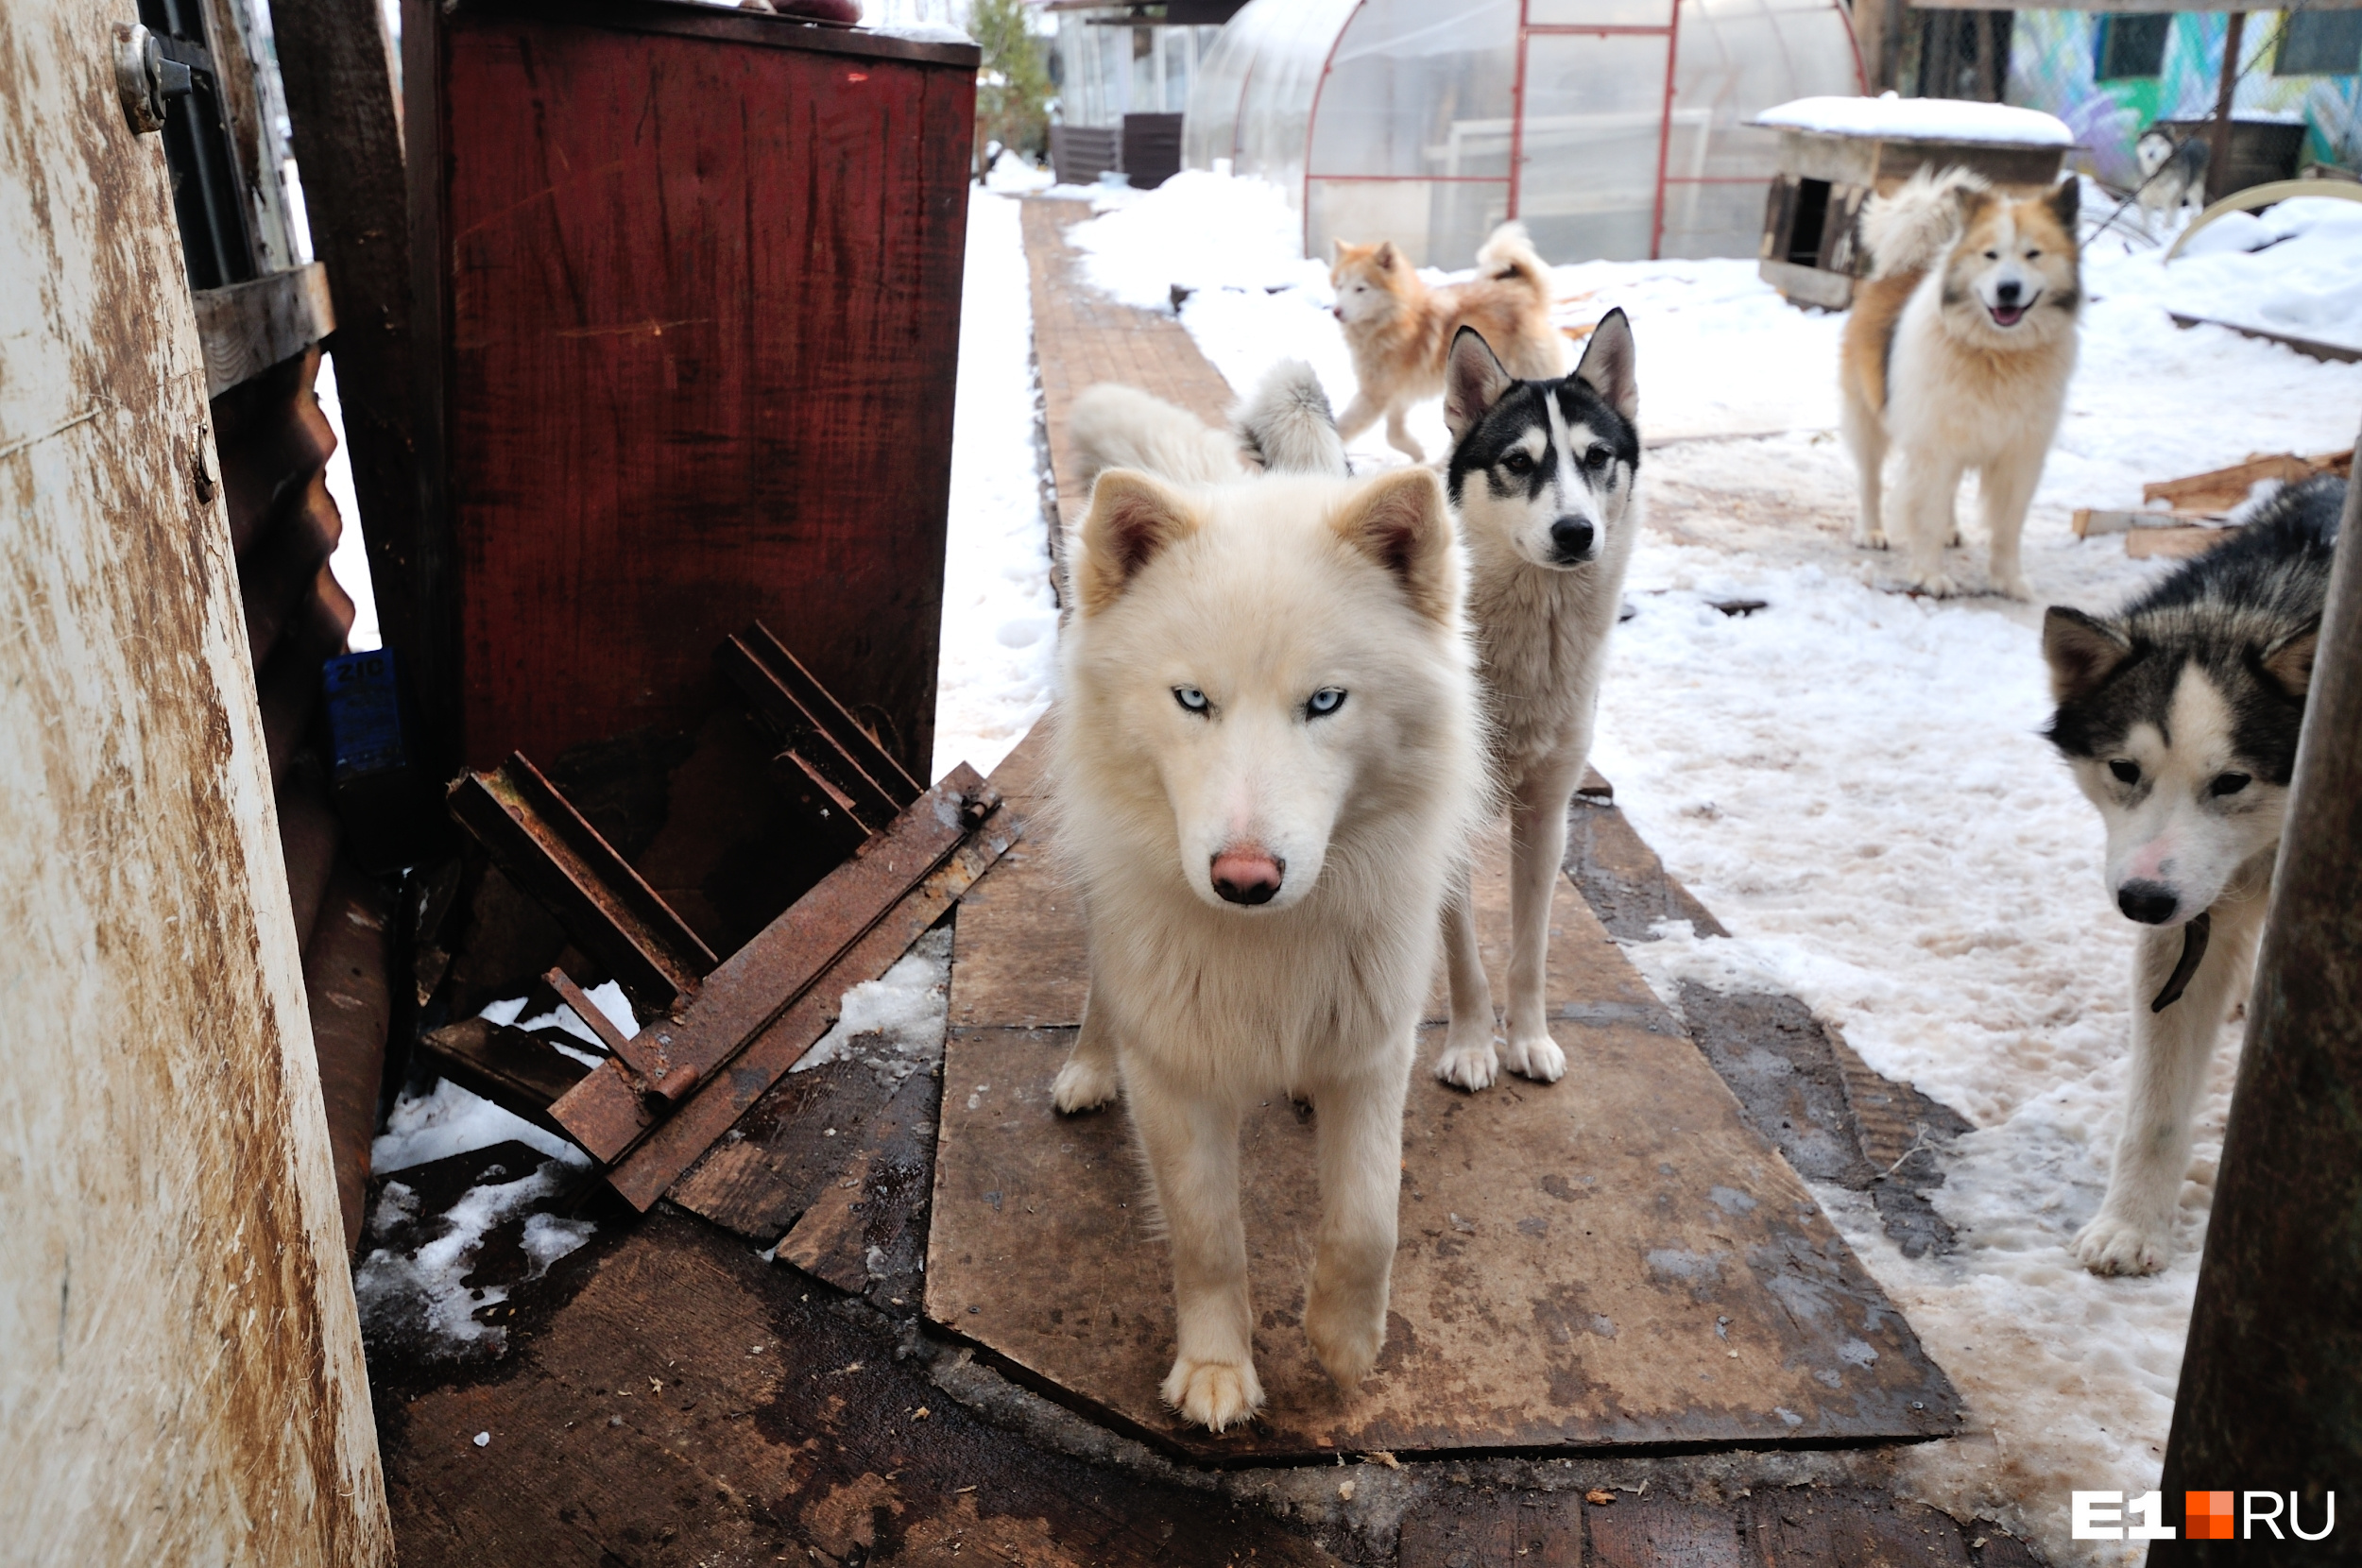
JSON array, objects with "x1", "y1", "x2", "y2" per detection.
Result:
[
  {"x1": 795, "y1": 926, "x2": 953, "y2": 1089},
  {"x1": 999, "y1": 168, "x2": 2362, "y2": 1564},
  {"x1": 2148, "y1": 194, "x2": 2362, "y2": 353},
  {"x1": 930, "y1": 162, "x2": 1061, "y2": 783},
  {"x1": 352, "y1": 1155, "x2": 593, "y2": 1359}
]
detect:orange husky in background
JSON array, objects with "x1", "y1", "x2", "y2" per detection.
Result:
[{"x1": 1330, "y1": 223, "x2": 1565, "y2": 462}]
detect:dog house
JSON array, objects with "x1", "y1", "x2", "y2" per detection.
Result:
[
  {"x1": 1750, "y1": 95, "x2": 2073, "y2": 308},
  {"x1": 1182, "y1": 0, "x2": 1866, "y2": 267}
]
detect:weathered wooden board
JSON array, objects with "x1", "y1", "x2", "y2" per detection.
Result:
[
  {"x1": 429, "y1": 0, "x2": 978, "y2": 775},
  {"x1": 1398, "y1": 1491, "x2": 1583, "y2": 1567},
  {"x1": 379, "y1": 1210, "x2": 1343, "y2": 1567},
  {"x1": 927, "y1": 818, "x2": 1960, "y2": 1462}
]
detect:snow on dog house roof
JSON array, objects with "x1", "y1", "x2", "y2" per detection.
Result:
[
  {"x1": 1181, "y1": 0, "x2": 1866, "y2": 269},
  {"x1": 1754, "y1": 94, "x2": 2073, "y2": 147}
]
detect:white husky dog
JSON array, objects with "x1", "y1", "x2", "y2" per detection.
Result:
[
  {"x1": 1429, "y1": 314, "x2": 1643, "y2": 1091},
  {"x1": 1047, "y1": 368, "x2": 1486, "y2": 1430}
]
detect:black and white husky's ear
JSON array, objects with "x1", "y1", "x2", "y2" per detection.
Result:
[
  {"x1": 2262, "y1": 622, "x2": 2320, "y2": 699},
  {"x1": 2042, "y1": 605, "x2": 2132, "y2": 704},
  {"x1": 1076, "y1": 469, "x2": 1200, "y2": 617},
  {"x1": 1330, "y1": 467, "x2": 1458, "y2": 626},
  {"x1": 1444, "y1": 327, "x2": 1514, "y2": 445},
  {"x1": 1573, "y1": 308, "x2": 1638, "y2": 424}
]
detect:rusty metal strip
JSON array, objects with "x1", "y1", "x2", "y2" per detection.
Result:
[
  {"x1": 608, "y1": 802, "x2": 1020, "y2": 1211},
  {"x1": 447, "y1": 753, "x2": 719, "y2": 1014},
  {"x1": 773, "y1": 747, "x2": 874, "y2": 860},
  {"x1": 419, "y1": 1015, "x2": 592, "y2": 1140},
  {"x1": 542, "y1": 966, "x2": 693, "y2": 1099},
  {"x1": 717, "y1": 632, "x2": 900, "y2": 830},
  {"x1": 724, "y1": 622, "x2": 923, "y2": 812},
  {"x1": 549, "y1": 764, "x2": 999, "y2": 1167}
]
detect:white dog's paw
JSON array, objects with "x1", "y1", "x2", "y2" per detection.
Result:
[
  {"x1": 1500, "y1": 1031, "x2": 1566, "y2": 1084},
  {"x1": 1305, "y1": 1286, "x2": 1387, "y2": 1389},
  {"x1": 1911, "y1": 570, "x2": 1960, "y2": 599},
  {"x1": 2074, "y1": 1213, "x2": 2173, "y2": 1276},
  {"x1": 1162, "y1": 1355, "x2": 1264, "y2": 1431},
  {"x1": 1995, "y1": 571, "x2": 2034, "y2": 603},
  {"x1": 1050, "y1": 1054, "x2": 1119, "y2": 1114},
  {"x1": 1434, "y1": 1035, "x2": 1500, "y2": 1092},
  {"x1": 1853, "y1": 521, "x2": 1889, "y2": 551}
]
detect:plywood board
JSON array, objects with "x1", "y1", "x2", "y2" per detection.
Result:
[{"x1": 927, "y1": 818, "x2": 1960, "y2": 1462}]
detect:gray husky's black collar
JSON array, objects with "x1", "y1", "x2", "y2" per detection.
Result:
[{"x1": 2151, "y1": 911, "x2": 2211, "y2": 1013}]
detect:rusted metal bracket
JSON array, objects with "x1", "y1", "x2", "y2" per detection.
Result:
[
  {"x1": 438, "y1": 638, "x2": 1021, "y2": 1207},
  {"x1": 447, "y1": 753, "x2": 719, "y2": 1015},
  {"x1": 548, "y1": 764, "x2": 1001, "y2": 1174},
  {"x1": 607, "y1": 791, "x2": 1019, "y2": 1211},
  {"x1": 720, "y1": 622, "x2": 922, "y2": 835},
  {"x1": 542, "y1": 965, "x2": 695, "y2": 1100}
]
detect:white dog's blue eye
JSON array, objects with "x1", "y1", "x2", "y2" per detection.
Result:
[
  {"x1": 1307, "y1": 688, "x2": 1346, "y2": 718},
  {"x1": 1174, "y1": 686, "x2": 1209, "y2": 714}
]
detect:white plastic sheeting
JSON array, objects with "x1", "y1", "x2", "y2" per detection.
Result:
[{"x1": 1184, "y1": 0, "x2": 1864, "y2": 266}]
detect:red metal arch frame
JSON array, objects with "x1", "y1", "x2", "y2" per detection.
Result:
[{"x1": 1297, "y1": 0, "x2": 1867, "y2": 264}]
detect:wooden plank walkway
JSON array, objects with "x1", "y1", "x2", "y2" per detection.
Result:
[
  {"x1": 1022, "y1": 196, "x2": 1237, "y2": 543},
  {"x1": 930, "y1": 729, "x2": 1960, "y2": 1462}
]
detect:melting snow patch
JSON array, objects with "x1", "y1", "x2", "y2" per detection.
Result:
[
  {"x1": 372, "y1": 1075, "x2": 586, "y2": 1175},
  {"x1": 353, "y1": 1155, "x2": 593, "y2": 1359},
  {"x1": 796, "y1": 926, "x2": 952, "y2": 1090}
]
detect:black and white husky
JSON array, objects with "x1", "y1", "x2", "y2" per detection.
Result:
[
  {"x1": 1432, "y1": 313, "x2": 1641, "y2": 1091},
  {"x1": 2043, "y1": 476, "x2": 2340, "y2": 1275}
]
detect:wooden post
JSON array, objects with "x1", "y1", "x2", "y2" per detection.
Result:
[
  {"x1": 2153, "y1": 426, "x2": 2362, "y2": 1559},
  {"x1": 0, "y1": 5, "x2": 391, "y2": 1554},
  {"x1": 1850, "y1": 0, "x2": 1885, "y2": 93},
  {"x1": 265, "y1": 0, "x2": 428, "y2": 731},
  {"x1": 2209, "y1": 10, "x2": 2245, "y2": 201}
]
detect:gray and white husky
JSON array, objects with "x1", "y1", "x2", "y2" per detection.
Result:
[
  {"x1": 1432, "y1": 314, "x2": 1642, "y2": 1091},
  {"x1": 2043, "y1": 476, "x2": 2340, "y2": 1275}
]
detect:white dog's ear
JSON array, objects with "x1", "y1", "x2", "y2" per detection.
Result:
[
  {"x1": 1574, "y1": 308, "x2": 1638, "y2": 423},
  {"x1": 1330, "y1": 467, "x2": 1457, "y2": 625},
  {"x1": 1077, "y1": 469, "x2": 1200, "y2": 616},
  {"x1": 2262, "y1": 623, "x2": 2320, "y2": 698},
  {"x1": 1445, "y1": 327, "x2": 1514, "y2": 444},
  {"x1": 2042, "y1": 605, "x2": 2131, "y2": 703}
]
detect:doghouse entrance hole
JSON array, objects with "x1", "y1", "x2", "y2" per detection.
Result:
[{"x1": 1787, "y1": 178, "x2": 1833, "y2": 266}]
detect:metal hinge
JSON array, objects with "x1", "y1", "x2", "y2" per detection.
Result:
[{"x1": 111, "y1": 22, "x2": 193, "y2": 136}]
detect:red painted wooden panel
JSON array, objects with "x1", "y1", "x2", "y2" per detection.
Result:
[{"x1": 437, "y1": 5, "x2": 974, "y2": 775}]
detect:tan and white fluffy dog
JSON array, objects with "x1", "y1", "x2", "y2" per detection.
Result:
[
  {"x1": 1331, "y1": 223, "x2": 1566, "y2": 463},
  {"x1": 1046, "y1": 379, "x2": 1486, "y2": 1432},
  {"x1": 1840, "y1": 169, "x2": 2083, "y2": 599}
]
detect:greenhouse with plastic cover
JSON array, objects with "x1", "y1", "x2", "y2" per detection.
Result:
[{"x1": 1183, "y1": 0, "x2": 1870, "y2": 266}]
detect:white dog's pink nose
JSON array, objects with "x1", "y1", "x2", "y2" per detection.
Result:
[{"x1": 1211, "y1": 847, "x2": 1285, "y2": 907}]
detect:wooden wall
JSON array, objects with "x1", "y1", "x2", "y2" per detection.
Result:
[
  {"x1": 423, "y1": 1, "x2": 979, "y2": 777},
  {"x1": 0, "y1": 6, "x2": 390, "y2": 1559}
]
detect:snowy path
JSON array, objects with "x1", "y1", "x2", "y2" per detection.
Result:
[
  {"x1": 930, "y1": 178, "x2": 1060, "y2": 783},
  {"x1": 1040, "y1": 172, "x2": 2362, "y2": 1564}
]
